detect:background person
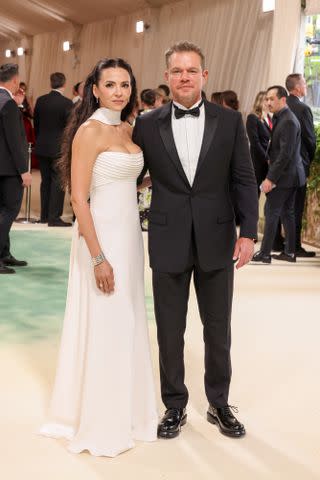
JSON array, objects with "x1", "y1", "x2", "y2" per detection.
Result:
[
  {"x1": 0, "y1": 63, "x2": 32, "y2": 274},
  {"x1": 286, "y1": 73, "x2": 317, "y2": 257},
  {"x1": 252, "y1": 86, "x2": 306, "y2": 264},
  {"x1": 34, "y1": 72, "x2": 73, "y2": 226},
  {"x1": 246, "y1": 91, "x2": 271, "y2": 197}
]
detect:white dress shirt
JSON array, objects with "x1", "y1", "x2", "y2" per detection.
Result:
[{"x1": 171, "y1": 99, "x2": 205, "y2": 186}]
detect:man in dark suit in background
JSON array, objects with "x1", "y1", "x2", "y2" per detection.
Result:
[
  {"x1": 0, "y1": 64, "x2": 32, "y2": 273},
  {"x1": 134, "y1": 42, "x2": 258, "y2": 439},
  {"x1": 34, "y1": 72, "x2": 73, "y2": 227},
  {"x1": 286, "y1": 73, "x2": 316, "y2": 257},
  {"x1": 252, "y1": 86, "x2": 306, "y2": 264},
  {"x1": 0, "y1": 63, "x2": 32, "y2": 274}
]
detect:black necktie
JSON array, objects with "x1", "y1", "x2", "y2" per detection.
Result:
[{"x1": 173, "y1": 100, "x2": 204, "y2": 119}]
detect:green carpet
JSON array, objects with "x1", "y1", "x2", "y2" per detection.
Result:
[{"x1": 0, "y1": 229, "x2": 154, "y2": 344}]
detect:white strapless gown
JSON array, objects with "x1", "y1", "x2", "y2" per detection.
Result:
[{"x1": 40, "y1": 150, "x2": 158, "y2": 457}]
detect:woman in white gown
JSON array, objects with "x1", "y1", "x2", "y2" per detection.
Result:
[{"x1": 40, "y1": 58, "x2": 158, "y2": 457}]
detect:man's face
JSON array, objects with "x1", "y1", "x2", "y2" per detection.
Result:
[
  {"x1": 266, "y1": 89, "x2": 285, "y2": 113},
  {"x1": 165, "y1": 51, "x2": 208, "y2": 108},
  {"x1": 298, "y1": 77, "x2": 307, "y2": 97}
]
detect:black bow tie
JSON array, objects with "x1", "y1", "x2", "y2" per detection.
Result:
[{"x1": 173, "y1": 100, "x2": 204, "y2": 119}]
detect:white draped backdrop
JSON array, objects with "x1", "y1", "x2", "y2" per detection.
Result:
[{"x1": 0, "y1": 0, "x2": 319, "y2": 115}]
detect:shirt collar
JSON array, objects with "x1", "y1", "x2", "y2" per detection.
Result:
[
  {"x1": 51, "y1": 89, "x2": 64, "y2": 95},
  {"x1": 172, "y1": 98, "x2": 203, "y2": 111},
  {"x1": 273, "y1": 105, "x2": 288, "y2": 120},
  {"x1": 0, "y1": 86, "x2": 14, "y2": 99}
]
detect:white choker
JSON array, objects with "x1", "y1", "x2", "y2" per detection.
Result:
[{"x1": 90, "y1": 107, "x2": 122, "y2": 125}]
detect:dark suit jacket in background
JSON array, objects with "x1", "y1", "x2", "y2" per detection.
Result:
[
  {"x1": 134, "y1": 100, "x2": 258, "y2": 273},
  {"x1": 34, "y1": 90, "x2": 73, "y2": 158},
  {"x1": 267, "y1": 107, "x2": 306, "y2": 188},
  {"x1": 286, "y1": 94, "x2": 316, "y2": 176},
  {"x1": 246, "y1": 113, "x2": 270, "y2": 182},
  {"x1": 0, "y1": 89, "x2": 28, "y2": 176}
]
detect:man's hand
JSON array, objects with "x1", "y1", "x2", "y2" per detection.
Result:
[
  {"x1": 21, "y1": 172, "x2": 32, "y2": 187},
  {"x1": 14, "y1": 92, "x2": 25, "y2": 106},
  {"x1": 261, "y1": 178, "x2": 274, "y2": 194},
  {"x1": 233, "y1": 237, "x2": 255, "y2": 270}
]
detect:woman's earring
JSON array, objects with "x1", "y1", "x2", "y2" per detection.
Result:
[{"x1": 95, "y1": 97, "x2": 99, "y2": 104}]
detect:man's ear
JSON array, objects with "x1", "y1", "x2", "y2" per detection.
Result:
[
  {"x1": 164, "y1": 71, "x2": 169, "y2": 82},
  {"x1": 202, "y1": 70, "x2": 209, "y2": 86}
]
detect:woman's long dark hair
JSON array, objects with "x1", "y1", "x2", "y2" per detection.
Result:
[{"x1": 59, "y1": 58, "x2": 137, "y2": 192}]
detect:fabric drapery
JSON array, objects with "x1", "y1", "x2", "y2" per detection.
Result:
[{"x1": 1, "y1": 0, "x2": 273, "y2": 117}]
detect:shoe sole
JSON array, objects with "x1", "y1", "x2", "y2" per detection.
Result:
[
  {"x1": 207, "y1": 412, "x2": 245, "y2": 438},
  {"x1": 251, "y1": 259, "x2": 271, "y2": 264},
  {"x1": 271, "y1": 257, "x2": 296, "y2": 263},
  {"x1": 157, "y1": 415, "x2": 187, "y2": 439}
]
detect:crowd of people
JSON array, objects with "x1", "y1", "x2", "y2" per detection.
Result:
[
  {"x1": 0, "y1": 60, "x2": 317, "y2": 275},
  {"x1": 0, "y1": 40, "x2": 318, "y2": 460}
]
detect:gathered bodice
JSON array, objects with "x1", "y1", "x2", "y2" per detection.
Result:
[{"x1": 91, "y1": 151, "x2": 144, "y2": 191}]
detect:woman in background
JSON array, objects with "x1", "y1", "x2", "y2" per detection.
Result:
[{"x1": 246, "y1": 91, "x2": 271, "y2": 197}]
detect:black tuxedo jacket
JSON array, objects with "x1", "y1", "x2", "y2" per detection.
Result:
[
  {"x1": 286, "y1": 94, "x2": 316, "y2": 176},
  {"x1": 0, "y1": 89, "x2": 28, "y2": 176},
  {"x1": 133, "y1": 100, "x2": 258, "y2": 273},
  {"x1": 267, "y1": 107, "x2": 306, "y2": 188},
  {"x1": 34, "y1": 90, "x2": 73, "y2": 158}
]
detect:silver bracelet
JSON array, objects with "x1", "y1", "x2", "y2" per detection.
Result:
[{"x1": 92, "y1": 252, "x2": 106, "y2": 267}]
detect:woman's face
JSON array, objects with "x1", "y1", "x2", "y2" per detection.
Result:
[
  {"x1": 93, "y1": 67, "x2": 131, "y2": 111},
  {"x1": 262, "y1": 96, "x2": 268, "y2": 113}
]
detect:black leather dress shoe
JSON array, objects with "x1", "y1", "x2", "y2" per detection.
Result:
[
  {"x1": 207, "y1": 405, "x2": 245, "y2": 438},
  {"x1": 251, "y1": 251, "x2": 271, "y2": 264},
  {"x1": 157, "y1": 408, "x2": 187, "y2": 439},
  {"x1": 2, "y1": 255, "x2": 27, "y2": 267},
  {"x1": 272, "y1": 252, "x2": 296, "y2": 263},
  {"x1": 0, "y1": 261, "x2": 15, "y2": 274},
  {"x1": 295, "y1": 247, "x2": 316, "y2": 258},
  {"x1": 48, "y1": 219, "x2": 72, "y2": 227}
]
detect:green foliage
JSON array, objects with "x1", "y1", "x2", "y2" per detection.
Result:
[{"x1": 308, "y1": 124, "x2": 320, "y2": 192}]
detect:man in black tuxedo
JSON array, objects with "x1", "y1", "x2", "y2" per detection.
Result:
[
  {"x1": 134, "y1": 42, "x2": 258, "y2": 439},
  {"x1": 252, "y1": 86, "x2": 306, "y2": 264},
  {"x1": 34, "y1": 72, "x2": 73, "y2": 226},
  {"x1": 0, "y1": 63, "x2": 32, "y2": 274},
  {"x1": 285, "y1": 74, "x2": 316, "y2": 257}
]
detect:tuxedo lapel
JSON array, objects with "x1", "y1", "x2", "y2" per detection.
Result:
[
  {"x1": 194, "y1": 101, "x2": 218, "y2": 180},
  {"x1": 157, "y1": 102, "x2": 190, "y2": 188}
]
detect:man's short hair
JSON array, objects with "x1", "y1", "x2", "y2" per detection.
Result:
[
  {"x1": 0, "y1": 63, "x2": 19, "y2": 83},
  {"x1": 285, "y1": 73, "x2": 303, "y2": 92},
  {"x1": 267, "y1": 85, "x2": 288, "y2": 99},
  {"x1": 50, "y1": 72, "x2": 66, "y2": 89},
  {"x1": 165, "y1": 41, "x2": 205, "y2": 69}
]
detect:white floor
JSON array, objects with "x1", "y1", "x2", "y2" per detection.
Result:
[{"x1": 1, "y1": 223, "x2": 320, "y2": 480}]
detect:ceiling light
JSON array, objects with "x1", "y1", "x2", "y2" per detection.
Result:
[
  {"x1": 5, "y1": 49, "x2": 12, "y2": 58},
  {"x1": 63, "y1": 41, "x2": 71, "y2": 51},
  {"x1": 263, "y1": 0, "x2": 275, "y2": 12},
  {"x1": 136, "y1": 21, "x2": 144, "y2": 33},
  {"x1": 17, "y1": 47, "x2": 24, "y2": 56}
]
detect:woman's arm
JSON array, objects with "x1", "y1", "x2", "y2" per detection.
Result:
[{"x1": 71, "y1": 123, "x2": 114, "y2": 294}]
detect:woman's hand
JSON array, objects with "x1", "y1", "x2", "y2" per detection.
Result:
[{"x1": 94, "y1": 261, "x2": 115, "y2": 294}]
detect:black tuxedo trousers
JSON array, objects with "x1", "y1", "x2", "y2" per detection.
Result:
[
  {"x1": 0, "y1": 176, "x2": 23, "y2": 258},
  {"x1": 38, "y1": 156, "x2": 65, "y2": 222},
  {"x1": 153, "y1": 234, "x2": 234, "y2": 408}
]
